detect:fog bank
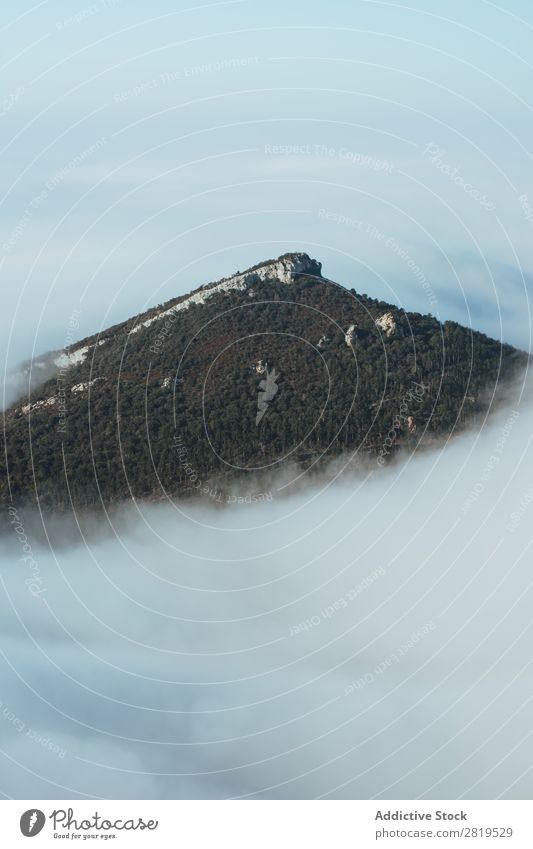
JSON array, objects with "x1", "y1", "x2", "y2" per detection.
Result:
[{"x1": 1, "y1": 392, "x2": 533, "y2": 799}]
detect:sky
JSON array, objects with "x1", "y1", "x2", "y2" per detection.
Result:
[
  {"x1": 1, "y1": 0, "x2": 533, "y2": 376},
  {"x1": 2, "y1": 0, "x2": 533, "y2": 801}
]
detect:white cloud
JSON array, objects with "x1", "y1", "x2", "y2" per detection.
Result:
[{"x1": 1, "y1": 378, "x2": 533, "y2": 799}]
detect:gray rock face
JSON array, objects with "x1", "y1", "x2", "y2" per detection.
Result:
[
  {"x1": 131, "y1": 254, "x2": 323, "y2": 335},
  {"x1": 375, "y1": 312, "x2": 403, "y2": 338},
  {"x1": 345, "y1": 324, "x2": 357, "y2": 348}
]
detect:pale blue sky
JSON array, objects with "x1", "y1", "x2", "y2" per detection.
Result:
[{"x1": 2, "y1": 0, "x2": 533, "y2": 369}]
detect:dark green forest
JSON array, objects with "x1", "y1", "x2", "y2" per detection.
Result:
[{"x1": 1, "y1": 258, "x2": 527, "y2": 512}]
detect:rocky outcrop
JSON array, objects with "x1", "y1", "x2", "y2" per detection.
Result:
[
  {"x1": 131, "y1": 253, "x2": 323, "y2": 335},
  {"x1": 53, "y1": 339, "x2": 107, "y2": 369},
  {"x1": 375, "y1": 312, "x2": 401, "y2": 338},
  {"x1": 20, "y1": 377, "x2": 105, "y2": 412},
  {"x1": 317, "y1": 335, "x2": 330, "y2": 349},
  {"x1": 345, "y1": 324, "x2": 357, "y2": 348},
  {"x1": 71, "y1": 378, "x2": 105, "y2": 393},
  {"x1": 247, "y1": 253, "x2": 322, "y2": 285},
  {"x1": 21, "y1": 396, "x2": 57, "y2": 415}
]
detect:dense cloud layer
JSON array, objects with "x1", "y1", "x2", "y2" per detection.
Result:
[{"x1": 1, "y1": 376, "x2": 532, "y2": 799}]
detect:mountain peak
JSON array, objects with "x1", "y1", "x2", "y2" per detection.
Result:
[
  {"x1": 241, "y1": 252, "x2": 323, "y2": 282},
  {"x1": 199, "y1": 251, "x2": 323, "y2": 292},
  {"x1": 2, "y1": 254, "x2": 526, "y2": 515},
  {"x1": 130, "y1": 253, "x2": 323, "y2": 335}
]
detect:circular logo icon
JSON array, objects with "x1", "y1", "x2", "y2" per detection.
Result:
[{"x1": 20, "y1": 810, "x2": 46, "y2": 837}]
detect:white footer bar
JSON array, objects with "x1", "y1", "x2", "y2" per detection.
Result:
[{"x1": 2, "y1": 800, "x2": 532, "y2": 848}]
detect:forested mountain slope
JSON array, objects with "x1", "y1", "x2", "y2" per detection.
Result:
[{"x1": 1, "y1": 253, "x2": 527, "y2": 512}]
